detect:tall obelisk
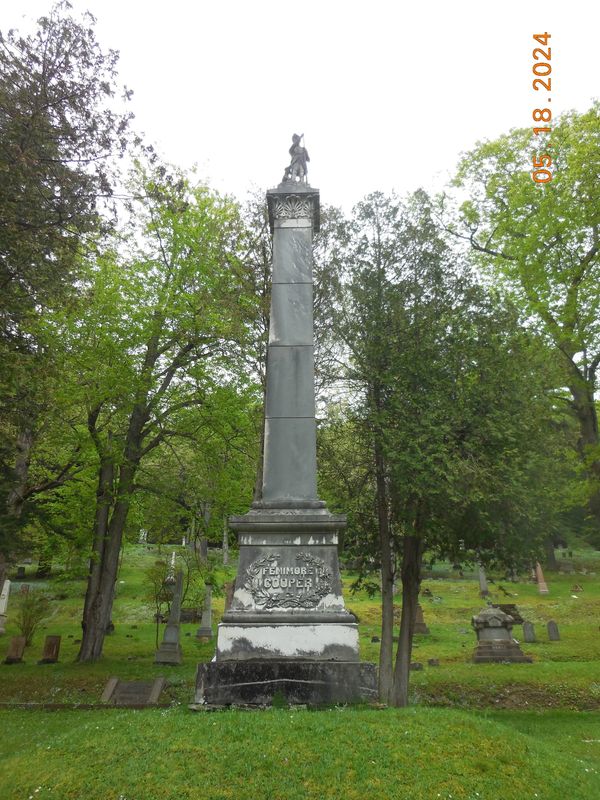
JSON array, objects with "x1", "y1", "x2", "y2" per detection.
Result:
[{"x1": 193, "y1": 137, "x2": 376, "y2": 706}]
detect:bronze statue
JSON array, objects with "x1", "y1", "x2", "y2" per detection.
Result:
[{"x1": 282, "y1": 133, "x2": 310, "y2": 183}]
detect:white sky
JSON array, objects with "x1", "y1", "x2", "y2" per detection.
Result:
[{"x1": 3, "y1": 0, "x2": 599, "y2": 209}]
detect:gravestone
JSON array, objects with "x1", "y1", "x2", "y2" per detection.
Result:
[
  {"x1": 471, "y1": 607, "x2": 532, "y2": 663},
  {"x1": 194, "y1": 143, "x2": 377, "y2": 707},
  {"x1": 547, "y1": 620, "x2": 560, "y2": 640},
  {"x1": 0, "y1": 579, "x2": 10, "y2": 634},
  {"x1": 16, "y1": 566, "x2": 25, "y2": 580},
  {"x1": 535, "y1": 562, "x2": 549, "y2": 594},
  {"x1": 428, "y1": 658, "x2": 440, "y2": 667},
  {"x1": 101, "y1": 676, "x2": 167, "y2": 706},
  {"x1": 38, "y1": 635, "x2": 61, "y2": 664},
  {"x1": 478, "y1": 564, "x2": 489, "y2": 597},
  {"x1": 4, "y1": 635, "x2": 26, "y2": 664},
  {"x1": 414, "y1": 603, "x2": 430, "y2": 635},
  {"x1": 195, "y1": 584, "x2": 213, "y2": 640},
  {"x1": 522, "y1": 621, "x2": 536, "y2": 643},
  {"x1": 155, "y1": 570, "x2": 183, "y2": 665}
]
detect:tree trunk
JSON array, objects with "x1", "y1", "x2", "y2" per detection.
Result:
[
  {"x1": 568, "y1": 375, "x2": 600, "y2": 527},
  {"x1": 391, "y1": 533, "x2": 424, "y2": 707},
  {"x1": 6, "y1": 428, "x2": 34, "y2": 518},
  {"x1": 374, "y1": 438, "x2": 394, "y2": 704}
]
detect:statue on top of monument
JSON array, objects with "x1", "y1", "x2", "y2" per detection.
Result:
[{"x1": 282, "y1": 133, "x2": 310, "y2": 183}]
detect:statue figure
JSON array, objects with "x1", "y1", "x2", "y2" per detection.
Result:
[{"x1": 282, "y1": 133, "x2": 310, "y2": 183}]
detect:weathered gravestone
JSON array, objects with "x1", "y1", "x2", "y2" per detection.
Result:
[
  {"x1": 535, "y1": 561, "x2": 549, "y2": 594},
  {"x1": 414, "y1": 603, "x2": 430, "y2": 635},
  {"x1": 155, "y1": 570, "x2": 183, "y2": 665},
  {"x1": 547, "y1": 620, "x2": 560, "y2": 641},
  {"x1": 38, "y1": 635, "x2": 61, "y2": 664},
  {"x1": 478, "y1": 564, "x2": 489, "y2": 597},
  {"x1": 101, "y1": 676, "x2": 167, "y2": 706},
  {"x1": 16, "y1": 566, "x2": 26, "y2": 580},
  {"x1": 471, "y1": 607, "x2": 532, "y2": 663},
  {"x1": 0, "y1": 579, "x2": 10, "y2": 635},
  {"x1": 195, "y1": 584, "x2": 213, "y2": 640},
  {"x1": 193, "y1": 142, "x2": 377, "y2": 707},
  {"x1": 522, "y1": 621, "x2": 536, "y2": 643},
  {"x1": 4, "y1": 636, "x2": 26, "y2": 664}
]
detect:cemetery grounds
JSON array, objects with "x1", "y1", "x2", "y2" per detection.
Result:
[{"x1": 0, "y1": 543, "x2": 599, "y2": 800}]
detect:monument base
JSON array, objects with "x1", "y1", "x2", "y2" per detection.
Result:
[
  {"x1": 191, "y1": 660, "x2": 378, "y2": 707},
  {"x1": 472, "y1": 639, "x2": 532, "y2": 663}
]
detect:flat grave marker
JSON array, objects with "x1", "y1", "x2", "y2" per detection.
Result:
[{"x1": 101, "y1": 676, "x2": 167, "y2": 706}]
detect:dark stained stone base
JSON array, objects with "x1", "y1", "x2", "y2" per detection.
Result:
[
  {"x1": 472, "y1": 639, "x2": 532, "y2": 663},
  {"x1": 191, "y1": 660, "x2": 378, "y2": 707}
]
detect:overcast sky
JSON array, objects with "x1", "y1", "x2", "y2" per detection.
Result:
[{"x1": 3, "y1": 0, "x2": 599, "y2": 209}]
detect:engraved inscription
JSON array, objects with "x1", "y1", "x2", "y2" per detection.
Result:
[{"x1": 243, "y1": 551, "x2": 333, "y2": 609}]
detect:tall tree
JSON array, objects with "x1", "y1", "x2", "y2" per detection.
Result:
[{"x1": 451, "y1": 104, "x2": 600, "y2": 540}]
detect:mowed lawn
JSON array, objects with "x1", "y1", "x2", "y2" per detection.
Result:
[{"x1": 0, "y1": 706, "x2": 599, "y2": 800}]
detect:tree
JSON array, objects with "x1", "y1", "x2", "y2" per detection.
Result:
[
  {"x1": 64, "y1": 167, "x2": 257, "y2": 661},
  {"x1": 324, "y1": 191, "x2": 573, "y2": 705},
  {"x1": 451, "y1": 104, "x2": 600, "y2": 541},
  {"x1": 0, "y1": 1, "x2": 134, "y2": 589}
]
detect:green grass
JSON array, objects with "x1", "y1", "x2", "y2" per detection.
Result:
[{"x1": 0, "y1": 706, "x2": 599, "y2": 799}]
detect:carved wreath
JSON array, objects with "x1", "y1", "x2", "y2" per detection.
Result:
[
  {"x1": 273, "y1": 196, "x2": 313, "y2": 220},
  {"x1": 243, "y1": 552, "x2": 333, "y2": 610}
]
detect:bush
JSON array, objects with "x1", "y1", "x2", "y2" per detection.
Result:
[{"x1": 14, "y1": 591, "x2": 51, "y2": 646}]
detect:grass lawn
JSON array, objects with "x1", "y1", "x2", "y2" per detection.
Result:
[
  {"x1": 0, "y1": 544, "x2": 598, "y2": 798},
  {"x1": 1, "y1": 706, "x2": 599, "y2": 800}
]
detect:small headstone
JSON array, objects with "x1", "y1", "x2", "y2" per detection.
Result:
[
  {"x1": 38, "y1": 635, "x2": 61, "y2": 664},
  {"x1": 4, "y1": 636, "x2": 26, "y2": 664},
  {"x1": 410, "y1": 662, "x2": 423, "y2": 671},
  {"x1": 535, "y1": 562, "x2": 549, "y2": 594},
  {"x1": 371, "y1": 636, "x2": 381, "y2": 643},
  {"x1": 414, "y1": 603, "x2": 430, "y2": 635},
  {"x1": 547, "y1": 620, "x2": 560, "y2": 641},
  {"x1": 522, "y1": 621, "x2": 536, "y2": 643},
  {"x1": 571, "y1": 584, "x2": 583, "y2": 592},
  {"x1": 195, "y1": 584, "x2": 213, "y2": 640},
  {"x1": 478, "y1": 564, "x2": 489, "y2": 597},
  {"x1": 20, "y1": 583, "x2": 30, "y2": 594},
  {"x1": 16, "y1": 567, "x2": 26, "y2": 580},
  {"x1": 427, "y1": 658, "x2": 440, "y2": 667},
  {"x1": 101, "y1": 676, "x2": 167, "y2": 706}
]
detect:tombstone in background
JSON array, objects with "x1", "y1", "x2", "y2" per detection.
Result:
[
  {"x1": 522, "y1": 621, "x2": 536, "y2": 643},
  {"x1": 16, "y1": 566, "x2": 26, "y2": 580},
  {"x1": 102, "y1": 676, "x2": 167, "y2": 706},
  {"x1": 414, "y1": 603, "x2": 430, "y2": 635},
  {"x1": 4, "y1": 635, "x2": 26, "y2": 664},
  {"x1": 195, "y1": 584, "x2": 213, "y2": 640},
  {"x1": 0, "y1": 579, "x2": 11, "y2": 635},
  {"x1": 471, "y1": 607, "x2": 532, "y2": 663},
  {"x1": 535, "y1": 562, "x2": 549, "y2": 594},
  {"x1": 547, "y1": 620, "x2": 560, "y2": 641},
  {"x1": 223, "y1": 581, "x2": 235, "y2": 612},
  {"x1": 478, "y1": 564, "x2": 489, "y2": 597},
  {"x1": 155, "y1": 570, "x2": 183, "y2": 665},
  {"x1": 38, "y1": 635, "x2": 61, "y2": 664}
]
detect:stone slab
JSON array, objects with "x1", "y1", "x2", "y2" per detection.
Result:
[
  {"x1": 547, "y1": 620, "x2": 560, "y2": 641},
  {"x1": 472, "y1": 639, "x2": 532, "y2": 663},
  {"x1": 192, "y1": 660, "x2": 377, "y2": 707},
  {"x1": 101, "y1": 676, "x2": 167, "y2": 706},
  {"x1": 38, "y1": 635, "x2": 61, "y2": 664},
  {"x1": 4, "y1": 636, "x2": 26, "y2": 664},
  {"x1": 269, "y1": 283, "x2": 314, "y2": 346},
  {"x1": 272, "y1": 227, "x2": 313, "y2": 283},
  {"x1": 522, "y1": 621, "x2": 536, "y2": 643},
  {"x1": 262, "y1": 417, "x2": 317, "y2": 503},
  {"x1": 265, "y1": 345, "x2": 315, "y2": 419}
]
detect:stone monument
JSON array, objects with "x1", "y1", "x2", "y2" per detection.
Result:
[
  {"x1": 0, "y1": 579, "x2": 10, "y2": 634},
  {"x1": 471, "y1": 607, "x2": 532, "y2": 663},
  {"x1": 195, "y1": 584, "x2": 213, "y2": 640},
  {"x1": 193, "y1": 139, "x2": 377, "y2": 707},
  {"x1": 535, "y1": 561, "x2": 549, "y2": 594},
  {"x1": 478, "y1": 564, "x2": 489, "y2": 597},
  {"x1": 155, "y1": 570, "x2": 183, "y2": 665},
  {"x1": 413, "y1": 603, "x2": 430, "y2": 635}
]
